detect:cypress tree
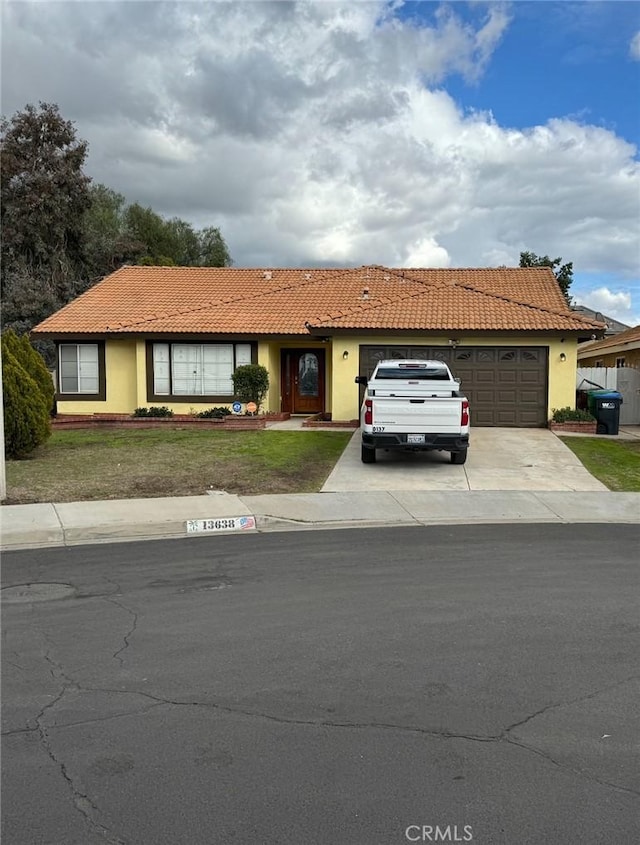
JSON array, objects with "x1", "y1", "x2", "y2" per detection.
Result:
[
  {"x1": 1, "y1": 333, "x2": 51, "y2": 458},
  {"x1": 19, "y1": 332, "x2": 56, "y2": 414}
]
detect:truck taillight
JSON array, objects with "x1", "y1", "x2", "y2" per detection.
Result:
[
  {"x1": 364, "y1": 399, "x2": 373, "y2": 425},
  {"x1": 461, "y1": 400, "x2": 469, "y2": 426}
]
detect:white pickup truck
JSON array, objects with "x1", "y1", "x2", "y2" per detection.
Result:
[{"x1": 355, "y1": 360, "x2": 470, "y2": 464}]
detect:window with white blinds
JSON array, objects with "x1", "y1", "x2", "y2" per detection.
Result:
[
  {"x1": 152, "y1": 343, "x2": 253, "y2": 396},
  {"x1": 59, "y1": 344, "x2": 99, "y2": 393}
]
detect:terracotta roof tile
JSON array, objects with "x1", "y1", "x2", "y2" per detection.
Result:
[
  {"x1": 31, "y1": 265, "x2": 606, "y2": 337},
  {"x1": 577, "y1": 324, "x2": 640, "y2": 354},
  {"x1": 400, "y1": 267, "x2": 570, "y2": 311}
]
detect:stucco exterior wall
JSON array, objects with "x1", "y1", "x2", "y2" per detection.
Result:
[
  {"x1": 259, "y1": 341, "x2": 280, "y2": 413},
  {"x1": 329, "y1": 334, "x2": 577, "y2": 421},
  {"x1": 55, "y1": 334, "x2": 579, "y2": 422},
  {"x1": 578, "y1": 349, "x2": 640, "y2": 370},
  {"x1": 57, "y1": 340, "x2": 138, "y2": 414},
  {"x1": 547, "y1": 338, "x2": 579, "y2": 417}
]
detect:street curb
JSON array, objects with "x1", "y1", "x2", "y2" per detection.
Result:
[
  {"x1": 2, "y1": 491, "x2": 640, "y2": 552},
  {"x1": 0, "y1": 503, "x2": 64, "y2": 550}
]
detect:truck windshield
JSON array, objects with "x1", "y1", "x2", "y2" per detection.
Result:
[{"x1": 375, "y1": 367, "x2": 450, "y2": 380}]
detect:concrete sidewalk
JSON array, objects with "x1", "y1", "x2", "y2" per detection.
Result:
[{"x1": 2, "y1": 489, "x2": 639, "y2": 551}]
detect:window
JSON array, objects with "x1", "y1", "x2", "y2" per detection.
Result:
[
  {"x1": 595, "y1": 360, "x2": 604, "y2": 368},
  {"x1": 616, "y1": 357, "x2": 625, "y2": 368},
  {"x1": 375, "y1": 366, "x2": 450, "y2": 380},
  {"x1": 150, "y1": 342, "x2": 254, "y2": 398},
  {"x1": 298, "y1": 353, "x2": 320, "y2": 397},
  {"x1": 58, "y1": 344, "x2": 100, "y2": 394}
]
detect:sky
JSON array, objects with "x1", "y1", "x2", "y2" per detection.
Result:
[{"x1": 2, "y1": 0, "x2": 640, "y2": 324}]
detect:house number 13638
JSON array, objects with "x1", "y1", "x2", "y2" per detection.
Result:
[{"x1": 203, "y1": 519, "x2": 235, "y2": 530}]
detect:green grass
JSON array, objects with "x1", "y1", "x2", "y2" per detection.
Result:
[
  {"x1": 5, "y1": 429, "x2": 353, "y2": 504},
  {"x1": 559, "y1": 437, "x2": 640, "y2": 492}
]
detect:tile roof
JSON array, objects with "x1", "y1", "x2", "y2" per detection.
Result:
[
  {"x1": 31, "y1": 265, "x2": 606, "y2": 337},
  {"x1": 571, "y1": 306, "x2": 630, "y2": 335},
  {"x1": 576, "y1": 324, "x2": 640, "y2": 355}
]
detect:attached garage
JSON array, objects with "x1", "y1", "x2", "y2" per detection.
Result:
[{"x1": 359, "y1": 345, "x2": 549, "y2": 427}]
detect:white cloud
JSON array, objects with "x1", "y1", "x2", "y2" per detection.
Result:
[
  {"x1": 1, "y1": 0, "x2": 638, "y2": 322},
  {"x1": 573, "y1": 287, "x2": 639, "y2": 327},
  {"x1": 403, "y1": 237, "x2": 451, "y2": 268},
  {"x1": 630, "y1": 31, "x2": 640, "y2": 60}
]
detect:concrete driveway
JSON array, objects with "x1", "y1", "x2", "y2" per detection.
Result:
[{"x1": 321, "y1": 428, "x2": 607, "y2": 492}]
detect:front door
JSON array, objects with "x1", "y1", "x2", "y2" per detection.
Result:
[{"x1": 281, "y1": 349, "x2": 325, "y2": 414}]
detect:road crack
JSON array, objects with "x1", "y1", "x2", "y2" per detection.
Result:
[
  {"x1": 503, "y1": 735, "x2": 639, "y2": 797},
  {"x1": 36, "y1": 707, "x2": 128, "y2": 844},
  {"x1": 102, "y1": 596, "x2": 139, "y2": 667},
  {"x1": 31, "y1": 649, "x2": 130, "y2": 844},
  {"x1": 502, "y1": 673, "x2": 640, "y2": 734},
  {"x1": 81, "y1": 682, "x2": 639, "y2": 798}
]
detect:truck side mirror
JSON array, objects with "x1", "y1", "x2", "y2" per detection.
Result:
[
  {"x1": 454, "y1": 378, "x2": 461, "y2": 384},
  {"x1": 354, "y1": 375, "x2": 368, "y2": 385}
]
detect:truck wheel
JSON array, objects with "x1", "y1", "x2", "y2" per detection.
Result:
[
  {"x1": 450, "y1": 448, "x2": 467, "y2": 465},
  {"x1": 361, "y1": 445, "x2": 377, "y2": 463}
]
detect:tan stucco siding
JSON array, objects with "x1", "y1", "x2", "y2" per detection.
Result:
[
  {"x1": 547, "y1": 338, "x2": 578, "y2": 417},
  {"x1": 108, "y1": 341, "x2": 138, "y2": 411},
  {"x1": 329, "y1": 334, "x2": 578, "y2": 422},
  {"x1": 135, "y1": 340, "x2": 147, "y2": 409},
  {"x1": 57, "y1": 340, "x2": 138, "y2": 414},
  {"x1": 330, "y1": 339, "x2": 361, "y2": 420},
  {"x1": 259, "y1": 341, "x2": 280, "y2": 413},
  {"x1": 55, "y1": 334, "x2": 579, "y2": 422},
  {"x1": 578, "y1": 349, "x2": 640, "y2": 369}
]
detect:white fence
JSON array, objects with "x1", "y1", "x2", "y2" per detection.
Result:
[{"x1": 577, "y1": 367, "x2": 640, "y2": 425}]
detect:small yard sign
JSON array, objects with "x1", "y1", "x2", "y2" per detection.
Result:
[{"x1": 232, "y1": 402, "x2": 242, "y2": 414}]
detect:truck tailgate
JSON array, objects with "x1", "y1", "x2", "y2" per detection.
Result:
[{"x1": 372, "y1": 397, "x2": 462, "y2": 433}]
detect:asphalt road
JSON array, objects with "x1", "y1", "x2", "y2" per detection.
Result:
[{"x1": 2, "y1": 524, "x2": 639, "y2": 845}]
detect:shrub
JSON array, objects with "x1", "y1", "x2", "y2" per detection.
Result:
[
  {"x1": 232, "y1": 364, "x2": 269, "y2": 411},
  {"x1": 197, "y1": 406, "x2": 232, "y2": 419},
  {"x1": 2, "y1": 341, "x2": 51, "y2": 458},
  {"x1": 133, "y1": 406, "x2": 174, "y2": 417},
  {"x1": 19, "y1": 333, "x2": 56, "y2": 415},
  {"x1": 551, "y1": 407, "x2": 596, "y2": 423}
]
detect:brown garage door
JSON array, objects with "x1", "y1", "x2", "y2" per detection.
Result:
[{"x1": 359, "y1": 345, "x2": 548, "y2": 427}]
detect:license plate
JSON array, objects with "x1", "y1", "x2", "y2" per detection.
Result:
[{"x1": 407, "y1": 434, "x2": 425, "y2": 444}]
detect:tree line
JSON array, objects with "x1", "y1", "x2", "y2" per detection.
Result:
[{"x1": 1, "y1": 102, "x2": 232, "y2": 340}]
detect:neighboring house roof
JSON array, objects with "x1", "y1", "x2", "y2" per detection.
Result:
[
  {"x1": 572, "y1": 305, "x2": 630, "y2": 336},
  {"x1": 577, "y1": 324, "x2": 640, "y2": 359},
  {"x1": 31, "y1": 265, "x2": 605, "y2": 337}
]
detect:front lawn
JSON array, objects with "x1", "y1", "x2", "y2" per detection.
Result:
[
  {"x1": 4, "y1": 429, "x2": 352, "y2": 504},
  {"x1": 559, "y1": 437, "x2": 640, "y2": 492}
]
